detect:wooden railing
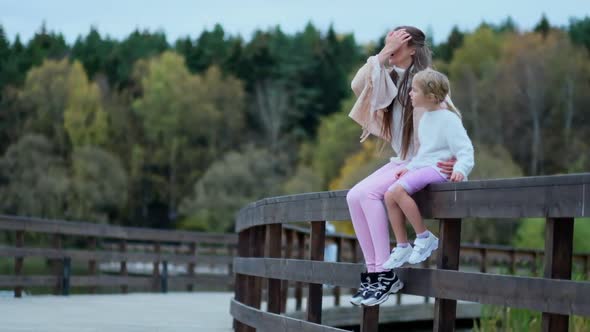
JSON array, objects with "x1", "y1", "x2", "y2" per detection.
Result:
[
  {"x1": 0, "y1": 215, "x2": 236, "y2": 296},
  {"x1": 231, "y1": 173, "x2": 590, "y2": 332}
]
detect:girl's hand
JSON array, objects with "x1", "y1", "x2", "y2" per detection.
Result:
[
  {"x1": 450, "y1": 171, "x2": 464, "y2": 182},
  {"x1": 395, "y1": 168, "x2": 409, "y2": 179},
  {"x1": 437, "y1": 157, "x2": 457, "y2": 179}
]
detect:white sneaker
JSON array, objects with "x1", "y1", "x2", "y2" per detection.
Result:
[
  {"x1": 408, "y1": 233, "x2": 439, "y2": 264},
  {"x1": 383, "y1": 245, "x2": 413, "y2": 269}
]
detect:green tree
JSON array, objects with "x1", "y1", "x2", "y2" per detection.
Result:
[
  {"x1": 568, "y1": 16, "x2": 590, "y2": 51},
  {"x1": 311, "y1": 95, "x2": 362, "y2": 188},
  {"x1": 63, "y1": 61, "x2": 110, "y2": 148},
  {"x1": 66, "y1": 147, "x2": 127, "y2": 223},
  {"x1": 20, "y1": 59, "x2": 74, "y2": 155},
  {"x1": 133, "y1": 51, "x2": 246, "y2": 227},
  {"x1": 179, "y1": 146, "x2": 288, "y2": 232},
  {"x1": 71, "y1": 27, "x2": 116, "y2": 79},
  {"x1": 0, "y1": 135, "x2": 69, "y2": 218}
]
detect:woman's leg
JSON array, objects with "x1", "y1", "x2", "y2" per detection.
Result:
[{"x1": 346, "y1": 161, "x2": 407, "y2": 272}]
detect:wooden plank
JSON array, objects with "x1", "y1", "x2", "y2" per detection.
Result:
[
  {"x1": 0, "y1": 275, "x2": 60, "y2": 287},
  {"x1": 235, "y1": 174, "x2": 590, "y2": 232},
  {"x1": 333, "y1": 237, "x2": 343, "y2": 306},
  {"x1": 281, "y1": 229, "x2": 293, "y2": 313},
  {"x1": 119, "y1": 240, "x2": 128, "y2": 294},
  {"x1": 266, "y1": 224, "x2": 282, "y2": 314},
  {"x1": 0, "y1": 246, "x2": 231, "y2": 264},
  {"x1": 152, "y1": 242, "x2": 160, "y2": 292},
  {"x1": 361, "y1": 306, "x2": 379, "y2": 332},
  {"x1": 542, "y1": 217, "x2": 574, "y2": 332},
  {"x1": 0, "y1": 215, "x2": 238, "y2": 244},
  {"x1": 435, "y1": 219, "x2": 461, "y2": 332},
  {"x1": 0, "y1": 274, "x2": 230, "y2": 288},
  {"x1": 307, "y1": 221, "x2": 325, "y2": 324},
  {"x1": 88, "y1": 237, "x2": 97, "y2": 294},
  {"x1": 295, "y1": 232, "x2": 305, "y2": 311},
  {"x1": 52, "y1": 233, "x2": 62, "y2": 295},
  {"x1": 288, "y1": 303, "x2": 482, "y2": 327},
  {"x1": 14, "y1": 230, "x2": 24, "y2": 298},
  {"x1": 230, "y1": 298, "x2": 350, "y2": 332},
  {"x1": 234, "y1": 258, "x2": 590, "y2": 316},
  {"x1": 234, "y1": 230, "x2": 249, "y2": 332},
  {"x1": 187, "y1": 242, "x2": 196, "y2": 292}
]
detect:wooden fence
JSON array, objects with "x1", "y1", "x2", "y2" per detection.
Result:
[{"x1": 231, "y1": 173, "x2": 590, "y2": 332}]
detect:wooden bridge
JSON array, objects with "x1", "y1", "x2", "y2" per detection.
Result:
[
  {"x1": 1, "y1": 173, "x2": 589, "y2": 331},
  {"x1": 231, "y1": 173, "x2": 590, "y2": 332}
]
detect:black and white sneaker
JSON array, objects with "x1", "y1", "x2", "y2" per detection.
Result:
[
  {"x1": 361, "y1": 270, "x2": 403, "y2": 306},
  {"x1": 350, "y1": 272, "x2": 371, "y2": 306}
]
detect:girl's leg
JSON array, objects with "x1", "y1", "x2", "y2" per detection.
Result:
[
  {"x1": 347, "y1": 161, "x2": 407, "y2": 272},
  {"x1": 384, "y1": 191, "x2": 409, "y2": 245},
  {"x1": 390, "y1": 185, "x2": 427, "y2": 234},
  {"x1": 390, "y1": 167, "x2": 447, "y2": 234}
]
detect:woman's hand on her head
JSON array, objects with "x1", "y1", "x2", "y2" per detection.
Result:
[
  {"x1": 378, "y1": 29, "x2": 411, "y2": 65},
  {"x1": 437, "y1": 157, "x2": 457, "y2": 179}
]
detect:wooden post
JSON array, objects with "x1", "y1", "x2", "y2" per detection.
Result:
[
  {"x1": 14, "y1": 230, "x2": 24, "y2": 298},
  {"x1": 227, "y1": 244, "x2": 234, "y2": 291},
  {"x1": 280, "y1": 229, "x2": 293, "y2": 313},
  {"x1": 152, "y1": 242, "x2": 161, "y2": 292},
  {"x1": 532, "y1": 251, "x2": 538, "y2": 276},
  {"x1": 119, "y1": 240, "x2": 128, "y2": 294},
  {"x1": 52, "y1": 234, "x2": 63, "y2": 295},
  {"x1": 241, "y1": 226, "x2": 266, "y2": 332},
  {"x1": 585, "y1": 255, "x2": 590, "y2": 280},
  {"x1": 350, "y1": 239, "x2": 359, "y2": 295},
  {"x1": 161, "y1": 261, "x2": 168, "y2": 293},
  {"x1": 541, "y1": 217, "x2": 574, "y2": 332},
  {"x1": 509, "y1": 249, "x2": 516, "y2": 275},
  {"x1": 88, "y1": 237, "x2": 97, "y2": 294},
  {"x1": 307, "y1": 221, "x2": 325, "y2": 324},
  {"x1": 433, "y1": 218, "x2": 461, "y2": 332},
  {"x1": 422, "y1": 257, "x2": 430, "y2": 303},
  {"x1": 62, "y1": 257, "x2": 71, "y2": 296},
  {"x1": 187, "y1": 242, "x2": 196, "y2": 291},
  {"x1": 234, "y1": 229, "x2": 250, "y2": 332},
  {"x1": 266, "y1": 224, "x2": 282, "y2": 314},
  {"x1": 480, "y1": 248, "x2": 487, "y2": 273},
  {"x1": 295, "y1": 232, "x2": 305, "y2": 311},
  {"x1": 333, "y1": 236, "x2": 343, "y2": 306},
  {"x1": 361, "y1": 306, "x2": 379, "y2": 332}
]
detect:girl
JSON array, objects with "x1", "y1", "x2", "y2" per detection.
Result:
[
  {"x1": 347, "y1": 26, "x2": 457, "y2": 307},
  {"x1": 382, "y1": 69, "x2": 474, "y2": 270}
]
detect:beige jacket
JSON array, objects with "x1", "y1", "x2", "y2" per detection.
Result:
[{"x1": 348, "y1": 56, "x2": 423, "y2": 159}]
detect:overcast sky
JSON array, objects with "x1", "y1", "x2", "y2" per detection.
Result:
[{"x1": 1, "y1": 0, "x2": 587, "y2": 45}]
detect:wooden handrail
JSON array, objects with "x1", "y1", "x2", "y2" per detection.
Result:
[{"x1": 232, "y1": 173, "x2": 590, "y2": 332}]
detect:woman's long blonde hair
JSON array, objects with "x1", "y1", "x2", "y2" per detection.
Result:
[{"x1": 412, "y1": 69, "x2": 461, "y2": 118}]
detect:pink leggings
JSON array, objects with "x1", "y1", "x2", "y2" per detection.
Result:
[{"x1": 346, "y1": 160, "x2": 407, "y2": 272}]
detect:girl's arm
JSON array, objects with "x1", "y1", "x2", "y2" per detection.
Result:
[{"x1": 444, "y1": 115, "x2": 475, "y2": 179}]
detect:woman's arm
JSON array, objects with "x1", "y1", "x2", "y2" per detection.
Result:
[{"x1": 351, "y1": 63, "x2": 370, "y2": 97}]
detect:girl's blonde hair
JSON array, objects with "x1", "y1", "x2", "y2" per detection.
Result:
[{"x1": 413, "y1": 69, "x2": 461, "y2": 118}]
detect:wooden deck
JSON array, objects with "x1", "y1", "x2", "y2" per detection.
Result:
[
  {"x1": 0, "y1": 291, "x2": 478, "y2": 331},
  {"x1": 0, "y1": 292, "x2": 234, "y2": 332}
]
